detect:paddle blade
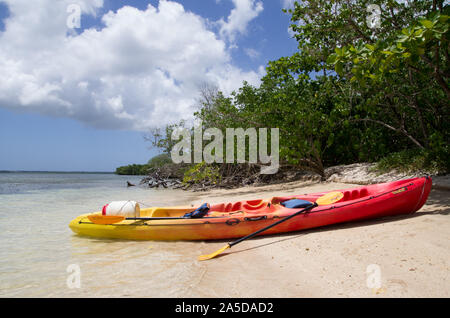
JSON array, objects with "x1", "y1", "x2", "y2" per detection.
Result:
[
  {"x1": 198, "y1": 244, "x2": 230, "y2": 261},
  {"x1": 87, "y1": 214, "x2": 125, "y2": 225},
  {"x1": 316, "y1": 191, "x2": 344, "y2": 206}
]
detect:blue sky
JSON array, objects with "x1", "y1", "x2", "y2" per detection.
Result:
[{"x1": 0, "y1": 0, "x2": 298, "y2": 172}]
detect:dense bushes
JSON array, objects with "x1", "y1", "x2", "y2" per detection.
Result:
[
  {"x1": 115, "y1": 164, "x2": 148, "y2": 175},
  {"x1": 147, "y1": 153, "x2": 172, "y2": 171},
  {"x1": 115, "y1": 153, "x2": 172, "y2": 175},
  {"x1": 374, "y1": 149, "x2": 450, "y2": 175}
]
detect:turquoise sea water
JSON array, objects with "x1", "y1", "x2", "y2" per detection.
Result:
[
  {"x1": 0, "y1": 172, "x2": 201, "y2": 297},
  {"x1": 0, "y1": 172, "x2": 137, "y2": 194}
]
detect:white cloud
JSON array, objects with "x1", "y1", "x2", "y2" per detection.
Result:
[
  {"x1": 0, "y1": 0, "x2": 264, "y2": 131},
  {"x1": 244, "y1": 48, "x2": 260, "y2": 59},
  {"x1": 281, "y1": 0, "x2": 296, "y2": 9},
  {"x1": 218, "y1": 0, "x2": 263, "y2": 43}
]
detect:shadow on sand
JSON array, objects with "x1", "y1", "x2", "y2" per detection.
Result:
[{"x1": 210, "y1": 188, "x2": 450, "y2": 257}]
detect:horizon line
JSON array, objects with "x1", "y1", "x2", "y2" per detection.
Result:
[{"x1": 0, "y1": 170, "x2": 115, "y2": 174}]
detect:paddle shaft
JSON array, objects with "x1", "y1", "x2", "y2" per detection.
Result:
[
  {"x1": 125, "y1": 216, "x2": 222, "y2": 221},
  {"x1": 229, "y1": 202, "x2": 318, "y2": 247}
]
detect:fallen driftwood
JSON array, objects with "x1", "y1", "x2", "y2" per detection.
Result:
[
  {"x1": 138, "y1": 161, "x2": 448, "y2": 192},
  {"x1": 141, "y1": 169, "x2": 182, "y2": 189},
  {"x1": 139, "y1": 163, "x2": 323, "y2": 191},
  {"x1": 141, "y1": 164, "x2": 321, "y2": 191}
]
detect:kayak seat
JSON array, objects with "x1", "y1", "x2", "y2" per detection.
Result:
[
  {"x1": 150, "y1": 207, "x2": 198, "y2": 218},
  {"x1": 210, "y1": 200, "x2": 270, "y2": 214},
  {"x1": 209, "y1": 202, "x2": 244, "y2": 212},
  {"x1": 242, "y1": 199, "x2": 267, "y2": 211},
  {"x1": 209, "y1": 203, "x2": 230, "y2": 212}
]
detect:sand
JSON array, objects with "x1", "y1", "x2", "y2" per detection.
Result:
[{"x1": 185, "y1": 180, "x2": 450, "y2": 298}]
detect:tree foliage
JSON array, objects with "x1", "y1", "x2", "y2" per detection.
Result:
[
  {"x1": 115, "y1": 164, "x2": 149, "y2": 175},
  {"x1": 115, "y1": 153, "x2": 173, "y2": 175},
  {"x1": 149, "y1": 0, "x2": 449, "y2": 180}
]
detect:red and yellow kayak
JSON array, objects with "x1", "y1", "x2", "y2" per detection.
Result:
[{"x1": 69, "y1": 177, "x2": 432, "y2": 241}]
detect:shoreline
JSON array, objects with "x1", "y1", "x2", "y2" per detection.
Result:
[
  {"x1": 0, "y1": 170, "x2": 115, "y2": 174},
  {"x1": 138, "y1": 162, "x2": 450, "y2": 192}
]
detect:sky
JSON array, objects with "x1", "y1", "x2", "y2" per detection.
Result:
[{"x1": 0, "y1": 0, "x2": 299, "y2": 172}]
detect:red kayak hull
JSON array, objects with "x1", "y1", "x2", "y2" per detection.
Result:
[
  {"x1": 197, "y1": 176, "x2": 433, "y2": 240},
  {"x1": 261, "y1": 176, "x2": 432, "y2": 236}
]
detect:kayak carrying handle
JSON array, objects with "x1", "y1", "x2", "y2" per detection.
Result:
[
  {"x1": 244, "y1": 215, "x2": 267, "y2": 222},
  {"x1": 225, "y1": 218, "x2": 240, "y2": 226}
]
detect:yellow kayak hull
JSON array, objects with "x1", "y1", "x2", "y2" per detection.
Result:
[{"x1": 69, "y1": 206, "x2": 216, "y2": 241}]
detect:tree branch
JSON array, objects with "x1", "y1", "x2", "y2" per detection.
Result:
[{"x1": 350, "y1": 118, "x2": 424, "y2": 149}]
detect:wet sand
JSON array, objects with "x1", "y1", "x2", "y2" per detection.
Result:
[{"x1": 186, "y1": 180, "x2": 450, "y2": 297}]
